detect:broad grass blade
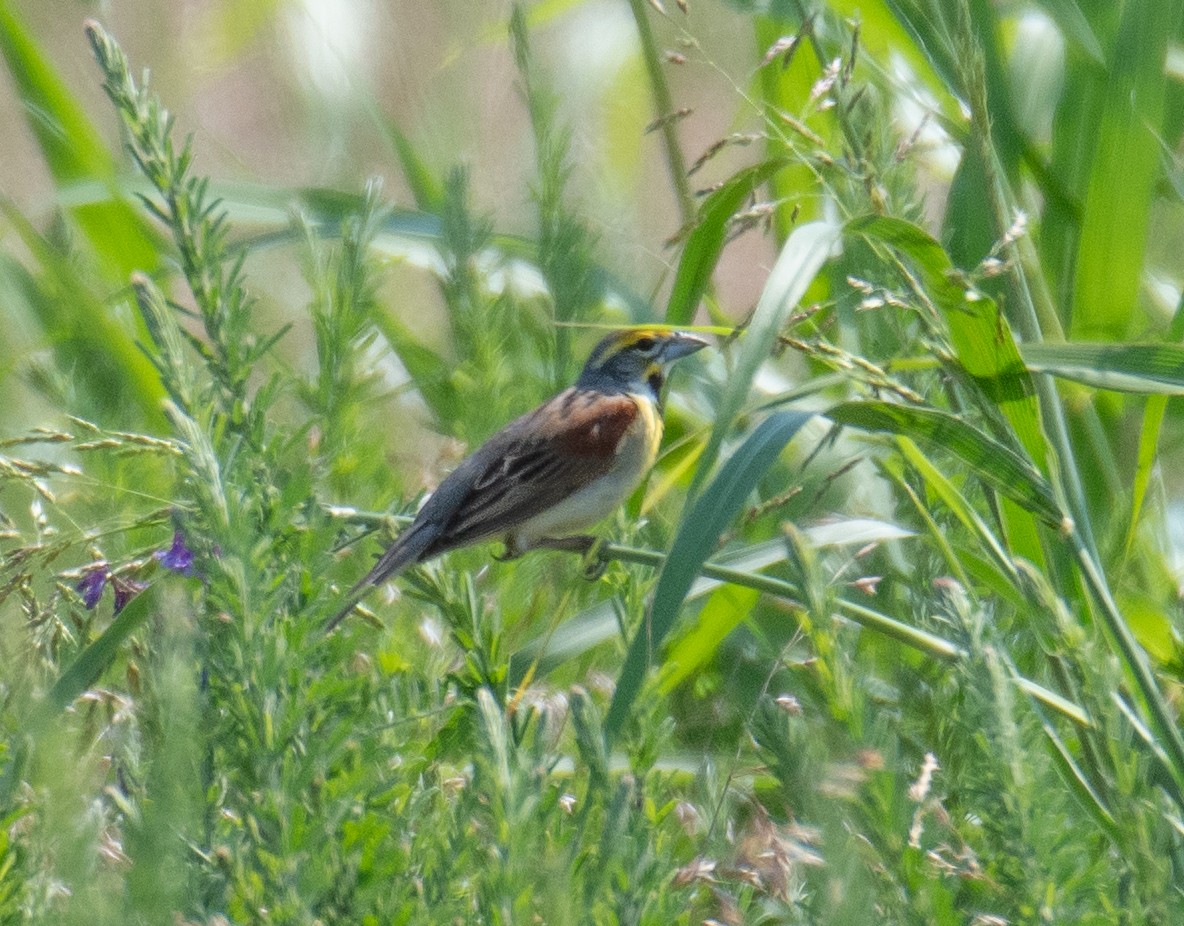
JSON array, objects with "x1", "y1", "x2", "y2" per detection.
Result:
[
  {"x1": 604, "y1": 410, "x2": 812, "y2": 746},
  {"x1": 828, "y1": 400, "x2": 1062, "y2": 526}
]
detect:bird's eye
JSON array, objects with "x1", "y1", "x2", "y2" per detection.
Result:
[{"x1": 633, "y1": 336, "x2": 657, "y2": 353}]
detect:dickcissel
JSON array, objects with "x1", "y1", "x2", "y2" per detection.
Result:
[{"x1": 326, "y1": 328, "x2": 708, "y2": 631}]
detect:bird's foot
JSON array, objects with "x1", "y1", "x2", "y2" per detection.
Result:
[
  {"x1": 580, "y1": 540, "x2": 609, "y2": 581},
  {"x1": 493, "y1": 544, "x2": 523, "y2": 562}
]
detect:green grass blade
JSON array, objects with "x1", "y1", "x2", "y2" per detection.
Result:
[
  {"x1": 658, "y1": 583, "x2": 760, "y2": 694},
  {"x1": 1020, "y1": 342, "x2": 1184, "y2": 394},
  {"x1": 369, "y1": 315, "x2": 462, "y2": 431},
  {"x1": 892, "y1": 438, "x2": 1018, "y2": 585},
  {"x1": 689, "y1": 219, "x2": 839, "y2": 498},
  {"x1": 385, "y1": 123, "x2": 445, "y2": 213},
  {"x1": 664, "y1": 158, "x2": 788, "y2": 325},
  {"x1": 1014, "y1": 677, "x2": 1091, "y2": 728},
  {"x1": 0, "y1": 7, "x2": 111, "y2": 182},
  {"x1": 1074, "y1": 538, "x2": 1184, "y2": 804},
  {"x1": 0, "y1": 201, "x2": 166, "y2": 425},
  {"x1": 1125, "y1": 394, "x2": 1168, "y2": 559},
  {"x1": 848, "y1": 214, "x2": 1048, "y2": 471},
  {"x1": 1124, "y1": 300, "x2": 1184, "y2": 556},
  {"x1": 1037, "y1": 0, "x2": 1105, "y2": 63},
  {"x1": 0, "y1": 6, "x2": 158, "y2": 278},
  {"x1": 1039, "y1": 719, "x2": 1119, "y2": 840},
  {"x1": 1071, "y1": 0, "x2": 1176, "y2": 339},
  {"x1": 44, "y1": 590, "x2": 153, "y2": 714},
  {"x1": 829, "y1": 400, "x2": 1062, "y2": 526},
  {"x1": 604, "y1": 410, "x2": 813, "y2": 746}
]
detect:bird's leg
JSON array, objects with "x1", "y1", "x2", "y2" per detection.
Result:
[{"x1": 579, "y1": 537, "x2": 609, "y2": 580}]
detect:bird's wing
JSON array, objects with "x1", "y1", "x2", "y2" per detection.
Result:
[{"x1": 425, "y1": 388, "x2": 641, "y2": 554}]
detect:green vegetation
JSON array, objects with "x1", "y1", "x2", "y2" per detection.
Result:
[{"x1": 2, "y1": 1, "x2": 1184, "y2": 922}]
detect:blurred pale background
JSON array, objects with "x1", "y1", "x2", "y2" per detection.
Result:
[{"x1": 1, "y1": 1, "x2": 773, "y2": 315}]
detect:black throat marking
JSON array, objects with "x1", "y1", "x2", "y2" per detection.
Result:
[{"x1": 646, "y1": 368, "x2": 665, "y2": 405}]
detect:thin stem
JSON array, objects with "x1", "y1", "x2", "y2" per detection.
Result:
[
  {"x1": 953, "y1": 1, "x2": 1098, "y2": 565},
  {"x1": 626, "y1": 0, "x2": 696, "y2": 225},
  {"x1": 951, "y1": 0, "x2": 1184, "y2": 805},
  {"x1": 1073, "y1": 536, "x2": 1184, "y2": 800},
  {"x1": 596, "y1": 541, "x2": 1090, "y2": 728}
]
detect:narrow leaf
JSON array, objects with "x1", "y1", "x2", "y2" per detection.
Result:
[
  {"x1": 385, "y1": 123, "x2": 445, "y2": 213},
  {"x1": 46, "y1": 590, "x2": 152, "y2": 714},
  {"x1": 1020, "y1": 342, "x2": 1184, "y2": 394},
  {"x1": 604, "y1": 410, "x2": 813, "y2": 745},
  {"x1": 0, "y1": 6, "x2": 158, "y2": 278},
  {"x1": 690, "y1": 219, "x2": 839, "y2": 498},
  {"x1": 848, "y1": 214, "x2": 1048, "y2": 472},
  {"x1": 665, "y1": 158, "x2": 788, "y2": 325},
  {"x1": 1071, "y1": 0, "x2": 1175, "y2": 339},
  {"x1": 370, "y1": 315, "x2": 462, "y2": 430},
  {"x1": 829, "y1": 400, "x2": 1062, "y2": 526},
  {"x1": 1036, "y1": 0, "x2": 1105, "y2": 63},
  {"x1": 659, "y1": 583, "x2": 760, "y2": 694}
]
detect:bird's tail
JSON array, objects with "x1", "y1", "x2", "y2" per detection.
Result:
[{"x1": 323, "y1": 524, "x2": 440, "y2": 634}]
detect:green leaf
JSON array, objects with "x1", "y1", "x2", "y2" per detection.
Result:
[
  {"x1": 370, "y1": 316, "x2": 462, "y2": 430},
  {"x1": 690, "y1": 218, "x2": 839, "y2": 498},
  {"x1": 604, "y1": 410, "x2": 813, "y2": 746},
  {"x1": 0, "y1": 6, "x2": 110, "y2": 182},
  {"x1": 828, "y1": 400, "x2": 1062, "y2": 527},
  {"x1": 45, "y1": 589, "x2": 153, "y2": 714},
  {"x1": 891, "y1": 437, "x2": 1019, "y2": 586},
  {"x1": 0, "y1": 201, "x2": 166, "y2": 427},
  {"x1": 1071, "y1": 0, "x2": 1176, "y2": 339},
  {"x1": 1127, "y1": 300, "x2": 1184, "y2": 556},
  {"x1": 848, "y1": 214, "x2": 1049, "y2": 472},
  {"x1": 385, "y1": 124, "x2": 445, "y2": 213},
  {"x1": 1119, "y1": 595, "x2": 1177, "y2": 663},
  {"x1": 0, "y1": 4, "x2": 159, "y2": 279},
  {"x1": 665, "y1": 158, "x2": 788, "y2": 325},
  {"x1": 1126, "y1": 393, "x2": 1168, "y2": 558},
  {"x1": 1040, "y1": 721, "x2": 1119, "y2": 842},
  {"x1": 1020, "y1": 342, "x2": 1184, "y2": 394},
  {"x1": 658, "y1": 583, "x2": 760, "y2": 695}
]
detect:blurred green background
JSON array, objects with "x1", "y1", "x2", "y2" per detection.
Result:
[
  {"x1": 4, "y1": 0, "x2": 1184, "y2": 922},
  {"x1": 0, "y1": 0, "x2": 776, "y2": 430}
]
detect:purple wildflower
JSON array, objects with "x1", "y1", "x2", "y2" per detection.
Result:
[
  {"x1": 155, "y1": 530, "x2": 196, "y2": 576},
  {"x1": 112, "y1": 576, "x2": 147, "y2": 615},
  {"x1": 76, "y1": 569, "x2": 108, "y2": 610}
]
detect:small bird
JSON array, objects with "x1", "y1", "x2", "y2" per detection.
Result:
[{"x1": 325, "y1": 328, "x2": 708, "y2": 631}]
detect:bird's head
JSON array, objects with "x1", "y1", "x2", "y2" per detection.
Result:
[{"x1": 577, "y1": 328, "x2": 708, "y2": 401}]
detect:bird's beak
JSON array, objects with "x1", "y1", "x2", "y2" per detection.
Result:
[{"x1": 661, "y1": 332, "x2": 710, "y2": 364}]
